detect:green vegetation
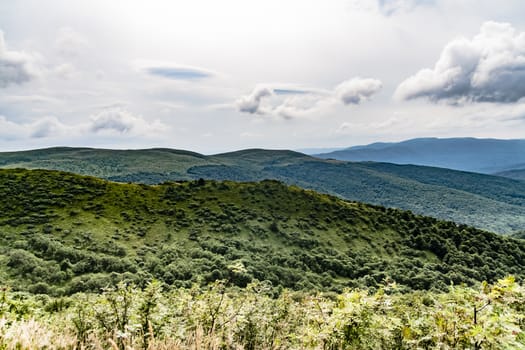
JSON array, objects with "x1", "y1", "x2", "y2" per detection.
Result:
[
  {"x1": 1, "y1": 147, "x2": 525, "y2": 233},
  {"x1": 0, "y1": 277, "x2": 524, "y2": 349},
  {"x1": 2, "y1": 168, "x2": 525, "y2": 348},
  {"x1": 1, "y1": 168, "x2": 525, "y2": 297}
]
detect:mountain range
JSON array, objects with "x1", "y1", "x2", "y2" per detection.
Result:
[
  {"x1": 1, "y1": 146, "x2": 525, "y2": 233},
  {"x1": 314, "y1": 137, "x2": 525, "y2": 176}
]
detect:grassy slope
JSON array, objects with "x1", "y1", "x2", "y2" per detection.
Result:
[
  {"x1": 1, "y1": 147, "x2": 525, "y2": 233},
  {"x1": 1, "y1": 168, "x2": 525, "y2": 296},
  {"x1": 0, "y1": 147, "x2": 212, "y2": 180}
]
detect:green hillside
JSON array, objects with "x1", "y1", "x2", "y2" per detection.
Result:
[
  {"x1": 1, "y1": 168, "x2": 524, "y2": 296},
  {"x1": 1, "y1": 147, "x2": 525, "y2": 233}
]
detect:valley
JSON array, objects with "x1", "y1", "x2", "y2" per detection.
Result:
[{"x1": 2, "y1": 147, "x2": 525, "y2": 234}]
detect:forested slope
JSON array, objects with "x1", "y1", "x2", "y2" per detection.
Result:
[{"x1": 1, "y1": 168, "x2": 524, "y2": 296}]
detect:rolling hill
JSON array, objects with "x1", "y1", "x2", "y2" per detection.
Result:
[
  {"x1": 315, "y1": 137, "x2": 525, "y2": 175},
  {"x1": 2, "y1": 147, "x2": 525, "y2": 233},
  {"x1": 1, "y1": 168, "x2": 525, "y2": 296},
  {"x1": 496, "y1": 168, "x2": 525, "y2": 181}
]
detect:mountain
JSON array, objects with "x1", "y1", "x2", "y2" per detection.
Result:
[
  {"x1": 315, "y1": 137, "x2": 525, "y2": 175},
  {"x1": 1, "y1": 168, "x2": 525, "y2": 296},
  {"x1": 2, "y1": 147, "x2": 525, "y2": 233},
  {"x1": 496, "y1": 168, "x2": 525, "y2": 181},
  {"x1": 295, "y1": 146, "x2": 345, "y2": 154}
]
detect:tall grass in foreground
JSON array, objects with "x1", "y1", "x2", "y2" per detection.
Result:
[{"x1": 0, "y1": 277, "x2": 524, "y2": 349}]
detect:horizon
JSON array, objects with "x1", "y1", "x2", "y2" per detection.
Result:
[
  {"x1": 1, "y1": 1, "x2": 525, "y2": 153},
  {"x1": 1, "y1": 135, "x2": 524, "y2": 156}
]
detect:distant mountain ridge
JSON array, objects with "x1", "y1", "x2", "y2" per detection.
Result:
[
  {"x1": 315, "y1": 137, "x2": 525, "y2": 175},
  {"x1": 496, "y1": 168, "x2": 525, "y2": 181},
  {"x1": 2, "y1": 146, "x2": 525, "y2": 233}
]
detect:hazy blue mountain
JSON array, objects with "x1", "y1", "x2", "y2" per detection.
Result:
[
  {"x1": 315, "y1": 138, "x2": 525, "y2": 174},
  {"x1": 496, "y1": 168, "x2": 525, "y2": 180}
]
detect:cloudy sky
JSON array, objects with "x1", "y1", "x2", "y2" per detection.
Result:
[{"x1": 1, "y1": 0, "x2": 525, "y2": 153}]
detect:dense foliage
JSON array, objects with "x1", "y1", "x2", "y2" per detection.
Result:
[
  {"x1": 1, "y1": 147, "x2": 525, "y2": 233},
  {"x1": 0, "y1": 277, "x2": 524, "y2": 349},
  {"x1": 1, "y1": 169, "x2": 525, "y2": 297}
]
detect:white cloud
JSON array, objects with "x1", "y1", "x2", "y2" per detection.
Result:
[
  {"x1": 237, "y1": 78, "x2": 382, "y2": 119},
  {"x1": 347, "y1": 0, "x2": 434, "y2": 15},
  {"x1": 0, "y1": 115, "x2": 69, "y2": 140},
  {"x1": 378, "y1": 0, "x2": 434, "y2": 15},
  {"x1": 396, "y1": 21, "x2": 525, "y2": 104},
  {"x1": 336, "y1": 121, "x2": 354, "y2": 135},
  {"x1": 240, "y1": 131, "x2": 262, "y2": 138},
  {"x1": 0, "y1": 30, "x2": 36, "y2": 88},
  {"x1": 135, "y1": 60, "x2": 215, "y2": 81},
  {"x1": 1, "y1": 95, "x2": 62, "y2": 104},
  {"x1": 336, "y1": 116, "x2": 402, "y2": 135},
  {"x1": 54, "y1": 27, "x2": 89, "y2": 57},
  {"x1": 335, "y1": 78, "x2": 383, "y2": 105},
  {"x1": 0, "y1": 107, "x2": 168, "y2": 142},
  {"x1": 89, "y1": 107, "x2": 166, "y2": 135},
  {"x1": 53, "y1": 63, "x2": 79, "y2": 80},
  {"x1": 467, "y1": 101, "x2": 525, "y2": 123},
  {"x1": 2, "y1": 1, "x2": 525, "y2": 151},
  {"x1": 274, "y1": 94, "x2": 337, "y2": 120},
  {"x1": 0, "y1": 116, "x2": 27, "y2": 140},
  {"x1": 30, "y1": 116, "x2": 68, "y2": 138},
  {"x1": 235, "y1": 86, "x2": 273, "y2": 114}
]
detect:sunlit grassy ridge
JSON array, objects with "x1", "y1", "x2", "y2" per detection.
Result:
[
  {"x1": 2, "y1": 147, "x2": 525, "y2": 233},
  {"x1": 1, "y1": 168, "x2": 525, "y2": 297}
]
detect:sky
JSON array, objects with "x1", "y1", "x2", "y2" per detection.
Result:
[{"x1": 1, "y1": 0, "x2": 525, "y2": 154}]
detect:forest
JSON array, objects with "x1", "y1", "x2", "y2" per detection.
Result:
[{"x1": 1, "y1": 168, "x2": 525, "y2": 348}]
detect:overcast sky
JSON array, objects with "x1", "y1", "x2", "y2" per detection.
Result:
[{"x1": 1, "y1": 0, "x2": 525, "y2": 153}]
